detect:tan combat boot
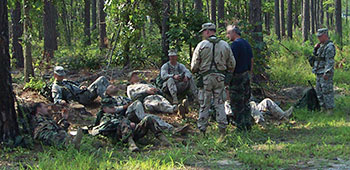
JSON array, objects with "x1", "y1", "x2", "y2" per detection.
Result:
[
  {"x1": 178, "y1": 103, "x2": 186, "y2": 118},
  {"x1": 284, "y1": 106, "x2": 294, "y2": 119},
  {"x1": 157, "y1": 134, "x2": 171, "y2": 147},
  {"x1": 72, "y1": 128, "x2": 83, "y2": 150},
  {"x1": 128, "y1": 137, "x2": 140, "y2": 152}
]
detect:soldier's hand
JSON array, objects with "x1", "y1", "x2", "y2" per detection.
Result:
[
  {"x1": 174, "y1": 75, "x2": 181, "y2": 80},
  {"x1": 147, "y1": 88, "x2": 157, "y2": 95},
  {"x1": 183, "y1": 76, "x2": 189, "y2": 82},
  {"x1": 80, "y1": 86, "x2": 87, "y2": 90},
  {"x1": 314, "y1": 43, "x2": 321, "y2": 49},
  {"x1": 323, "y1": 74, "x2": 329, "y2": 80},
  {"x1": 60, "y1": 100, "x2": 67, "y2": 105}
]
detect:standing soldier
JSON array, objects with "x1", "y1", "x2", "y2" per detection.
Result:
[
  {"x1": 191, "y1": 23, "x2": 236, "y2": 138},
  {"x1": 309, "y1": 28, "x2": 336, "y2": 113},
  {"x1": 226, "y1": 25, "x2": 254, "y2": 131}
]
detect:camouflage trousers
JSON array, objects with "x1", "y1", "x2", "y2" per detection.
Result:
[
  {"x1": 143, "y1": 95, "x2": 177, "y2": 113},
  {"x1": 162, "y1": 77, "x2": 198, "y2": 103},
  {"x1": 126, "y1": 100, "x2": 174, "y2": 130},
  {"x1": 133, "y1": 116, "x2": 163, "y2": 140},
  {"x1": 78, "y1": 76, "x2": 110, "y2": 105},
  {"x1": 198, "y1": 73, "x2": 227, "y2": 131},
  {"x1": 316, "y1": 73, "x2": 334, "y2": 109},
  {"x1": 229, "y1": 72, "x2": 252, "y2": 131},
  {"x1": 250, "y1": 98, "x2": 287, "y2": 123},
  {"x1": 34, "y1": 128, "x2": 70, "y2": 147}
]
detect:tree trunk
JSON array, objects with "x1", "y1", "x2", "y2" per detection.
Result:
[
  {"x1": 249, "y1": 0, "x2": 264, "y2": 72},
  {"x1": 319, "y1": 0, "x2": 324, "y2": 25},
  {"x1": 194, "y1": 0, "x2": 203, "y2": 12},
  {"x1": 280, "y1": 0, "x2": 285, "y2": 36},
  {"x1": 99, "y1": 0, "x2": 107, "y2": 48},
  {"x1": 177, "y1": 0, "x2": 181, "y2": 16},
  {"x1": 11, "y1": 0, "x2": 24, "y2": 68},
  {"x1": 335, "y1": 0, "x2": 342, "y2": 45},
  {"x1": 265, "y1": 11, "x2": 271, "y2": 33},
  {"x1": 43, "y1": 0, "x2": 58, "y2": 62},
  {"x1": 326, "y1": 4, "x2": 330, "y2": 28},
  {"x1": 84, "y1": 0, "x2": 91, "y2": 45},
  {"x1": 315, "y1": 0, "x2": 319, "y2": 29},
  {"x1": 23, "y1": 0, "x2": 34, "y2": 82},
  {"x1": 0, "y1": 0, "x2": 19, "y2": 143},
  {"x1": 218, "y1": 0, "x2": 224, "y2": 28},
  {"x1": 274, "y1": 0, "x2": 281, "y2": 39},
  {"x1": 294, "y1": 0, "x2": 299, "y2": 28},
  {"x1": 161, "y1": 0, "x2": 170, "y2": 64},
  {"x1": 211, "y1": 0, "x2": 216, "y2": 24},
  {"x1": 302, "y1": 0, "x2": 310, "y2": 42},
  {"x1": 287, "y1": 0, "x2": 293, "y2": 38},
  {"x1": 92, "y1": 0, "x2": 97, "y2": 30},
  {"x1": 310, "y1": 0, "x2": 315, "y2": 33},
  {"x1": 206, "y1": 0, "x2": 210, "y2": 19},
  {"x1": 182, "y1": 0, "x2": 186, "y2": 15},
  {"x1": 346, "y1": 0, "x2": 348, "y2": 23}
]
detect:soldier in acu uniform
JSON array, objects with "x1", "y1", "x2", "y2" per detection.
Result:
[
  {"x1": 52, "y1": 66, "x2": 110, "y2": 105},
  {"x1": 309, "y1": 28, "x2": 336, "y2": 113},
  {"x1": 191, "y1": 23, "x2": 236, "y2": 139},
  {"x1": 160, "y1": 49, "x2": 198, "y2": 105}
]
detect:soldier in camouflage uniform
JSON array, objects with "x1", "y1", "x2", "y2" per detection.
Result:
[
  {"x1": 32, "y1": 103, "x2": 83, "y2": 149},
  {"x1": 226, "y1": 25, "x2": 254, "y2": 131},
  {"x1": 309, "y1": 28, "x2": 336, "y2": 113},
  {"x1": 160, "y1": 50, "x2": 198, "y2": 104},
  {"x1": 52, "y1": 66, "x2": 110, "y2": 105},
  {"x1": 127, "y1": 72, "x2": 178, "y2": 114},
  {"x1": 103, "y1": 85, "x2": 174, "y2": 131},
  {"x1": 91, "y1": 98, "x2": 170, "y2": 152},
  {"x1": 191, "y1": 23, "x2": 236, "y2": 137}
]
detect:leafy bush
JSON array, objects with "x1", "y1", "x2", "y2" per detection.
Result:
[{"x1": 24, "y1": 77, "x2": 46, "y2": 91}]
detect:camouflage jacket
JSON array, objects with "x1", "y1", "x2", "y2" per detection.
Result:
[
  {"x1": 102, "y1": 95, "x2": 132, "y2": 115},
  {"x1": 160, "y1": 62, "x2": 192, "y2": 80},
  {"x1": 52, "y1": 80, "x2": 85, "y2": 104},
  {"x1": 312, "y1": 40, "x2": 336, "y2": 75},
  {"x1": 191, "y1": 36, "x2": 236, "y2": 75},
  {"x1": 127, "y1": 83, "x2": 160, "y2": 101},
  {"x1": 33, "y1": 114, "x2": 69, "y2": 140}
]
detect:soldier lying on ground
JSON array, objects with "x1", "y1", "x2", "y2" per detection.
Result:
[
  {"x1": 160, "y1": 49, "x2": 198, "y2": 105},
  {"x1": 90, "y1": 98, "x2": 171, "y2": 152},
  {"x1": 102, "y1": 85, "x2": 174, "y2": 131},
  {"x1": 52, "y1": 66, "x2": 110, "y2": 105},
  {"x1": 31, "y1": 102, "x2": 83, "y2": 149},
  {"x1": 127, "y1": 71, "x2": 183, "y2": 115}
]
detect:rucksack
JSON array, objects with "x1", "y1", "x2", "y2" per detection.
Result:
[
  {"x1": 295, "y1": 81, "x2": 320, "y2": 111},
  {"x1": 40, "y1": 82, "x2": 54, "y2": 102}
]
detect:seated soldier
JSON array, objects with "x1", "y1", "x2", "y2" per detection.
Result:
[
  {"x1": 160, "y1": 50, "x2": 198, "y2": 104},
  {"x1": 250, "y1": 98, "x2": 294, "y2": 124},
  {"x1": 31, "y1": 102, "x2": 83, "y2": 149},
  {"x1": 103, "y1": 85, "x2": 174, "y2": 131},
  {"x1": 52, "y1": 66, "x2": 110, "y2": 105},
  {"x1": 127, "y1": 71, "x2": 180, "y2": 114},
  {"x1": 91, "y1": 98, "x2": 171, "y2": 152}
]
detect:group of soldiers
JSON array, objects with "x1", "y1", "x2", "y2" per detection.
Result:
[{"x1": 28, "y1": 23, "x2": 335, "y2": 152}]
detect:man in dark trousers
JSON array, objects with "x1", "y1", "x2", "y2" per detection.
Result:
[{"x1": 226, "y1": 25, "x2": 253, "y2": 131}]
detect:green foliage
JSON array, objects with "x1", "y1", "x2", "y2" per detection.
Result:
[{"x1": 24, "y1": 77, "x2": 46, "y2": 91}]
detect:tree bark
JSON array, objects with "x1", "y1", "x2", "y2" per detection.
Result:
[
  {"x1": 206, "y1": 0, "x2": 210, "y2": 19},
  {"x1": 249, "y1": 0, "x2": 264, "y2": 72},
  {"x1": 84, "y1": 0, "x2": 91, "y2": 45},
  {"x1": 92, "y1": 0, "x2": 97, "y2": 30},
  {"x1": 11, "y1": 0, "x2": 24, "y2": 68},
  {"x1": 326, "y1": 4, "x2": 330, "y2": 28},
  {"x1": 218, "y1": 0, "x2": 224, "y2": 28},
  {"x1": 280, "y1": 0, "x2": 285, "y2": 36},
  {"x1": 43, "y1": 0, "x2": 58, "y2": 62},
  {"x1": 287, "y1": 0, "x2": 293, "y2": 38},
  {"x1": 194, "y1": 0, "x2": 203, "y2": 12},
  {"x1": 182, "y1": 0, "x2": 186, "y2": 15},
  {"x1": 319, "y1": 0, "x2": 324, "y2": 25},
  {"x1": 99, "y1": 0, "x2": 107, "y2": 48},
  {"x1": 161, "y1": 0, "x2": 170, "y2": 64},
  {"x1": 0, "y1": 0, "x2": 20, "y2": 143},
  {"x1": 294, "y1": 0, "x2": 299, "y2": 28},
  {"x1": 23, "y1": 0, "x2": 34, "y2": 82},
  {"x1": 310, "y1": 0, "x2": 315, "y2": 33},
  {"x1": 211, "y1": 0, "x2": 216, "y2": 24},
  {"x1": 265, "y1": 11, "x2": 271, "y2": 33},
  {"x1": 302, "y1": 0, "x2": 310, "y2": 42},
  {"x1": 275, "y1": 0, "x2": 281, "y2": 39},
  {"x1": 335, "y1": 0, "x2": 342, "y2": 45}
]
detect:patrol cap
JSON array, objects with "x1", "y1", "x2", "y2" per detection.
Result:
[
  {"x1": 199, "y1": 22, "x2": 216, "y2": 33},
  {"x1": 54, "y1": 66, "x2": 66, "y2": 76},
  {"x1": 316, "y1": 28, "x2": 328, "y2": 37},
  {"x1": 101, "y1": 98, "x2": 115, "y2": 107},
  {"x1": 168, "y1": 49, "x2": 177, "y2": 57}
]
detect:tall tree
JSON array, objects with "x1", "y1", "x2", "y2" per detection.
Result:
[
  {"x1": 0, "y1": 0, "x2": 19, "y2": 143},
  {"x1": 161, "y1": 0, "x2": 170, "y2": 64},
  {"x1": 275, "y1": 0, "x2": 281, "y2": 39},
  {"x1": 99, "y1": 0, "x2": 107, "y2": 48},
  {"x1": 302, "y1": 0, "x2": 310, "y2": 41},
  {"x1": 287, "y1": 0, "x2": 293, "y2": 38},
  {"x1": 218, "y1": 0, "x2": 224, "y2": 28},
  {"x1": 294, "y1": 0, "x2": 300, "y2": 28},
  {"x1": 280, "y1": 0, "x2": 286, "y2": 36},
  {"x1": 43, "y1": 0, "x2": 58, "y2": 61},
  {"x1": 23, "y1": 0, "x2": 34, "y2": 82},
  {"x1": 211, "y1": 0, "x2": 216, "y2": 24},
  {"x1": 92, "y1": 0, "x2": 97, "y2": 30},
  {"x1": 335, "y1": 0, "x2": 342, "y2": 45},
  {"x1": 249, "y1": 0, "x2": 264, "y2": 57},
  {"x1": 11, "y1": 0, "x2": 24, "y2": 68},
  {"x1": 319, "y1": 0, "x2": 324, "y2": 25},
  {"x1": 265, "y1": 10, "x2": 271, "y2": 33},
  {"x1": 84, "y1": 0, "x2": 91, "y2": 45},
  {"x1": 310, "y1": 0, "x2": 315, "y2": 33},
  {"x1": 194, "y1": 0, "x2": 203, "y2": 12}
]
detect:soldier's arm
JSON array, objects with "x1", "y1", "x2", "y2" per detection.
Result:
[
  {"x1": 226, "y1": 44, "x2": 236, "y2": 72},
  {"x1": 52, "y1": 85, "x2": 64, "y2": 104},
  {"x1": 160, "y1": 63, "x2": 174, "y2": 80},
  {"x1": 324, "y1": 44, "x2": 336, "y2": 74},
  {"x1": 191, "y1": 43, "x2": 202, "y2": 73},
  {"x1": 180, "y1": 64, "x2": 192, "y2": 78}
]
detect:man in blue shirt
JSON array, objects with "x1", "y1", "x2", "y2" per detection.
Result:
[{"x1": 226, "y1": 25, "x2": 253, "y2": 131}]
